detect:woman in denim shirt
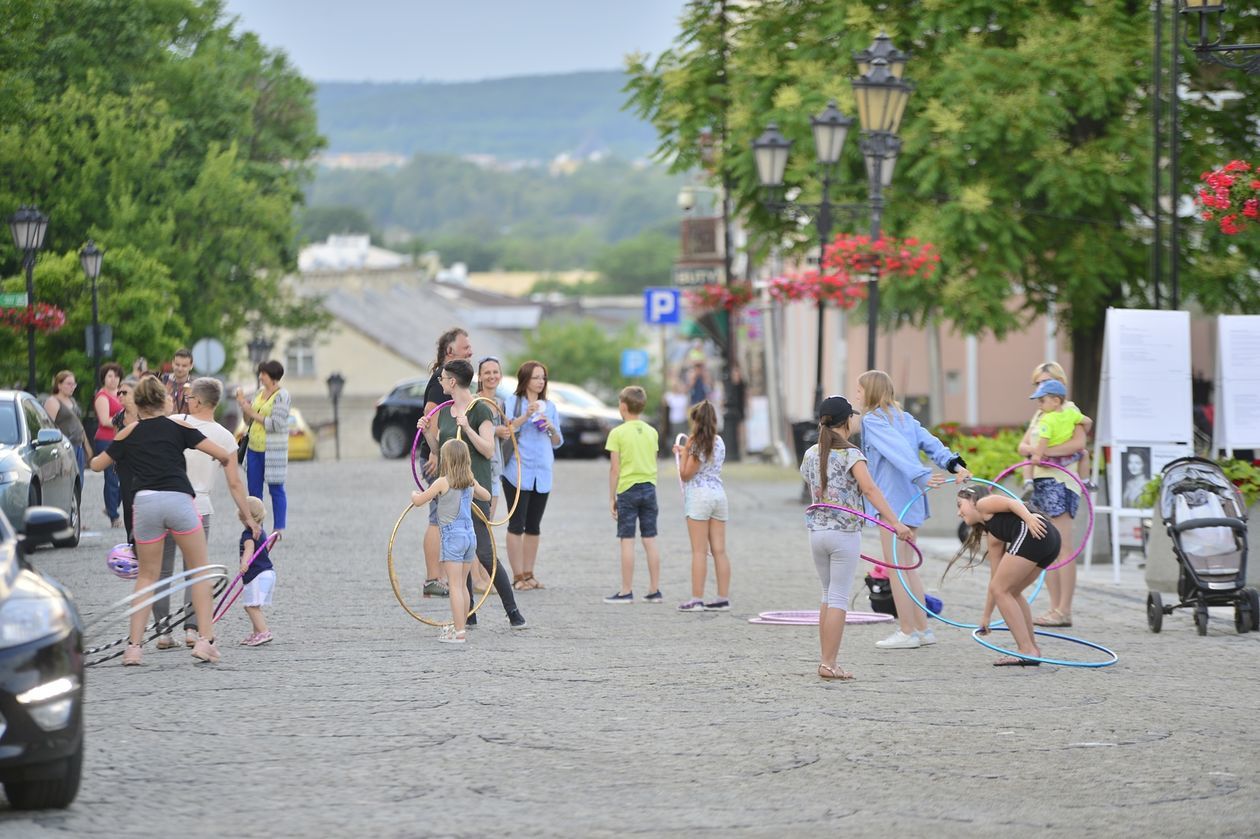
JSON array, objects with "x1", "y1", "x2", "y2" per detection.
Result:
[{"x1": 502, "y1": 360, "x2": 563, "y2": 590}]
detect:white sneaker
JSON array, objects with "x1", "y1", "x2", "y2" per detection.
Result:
[
  {"x1": 875, "y1": 630, "x2": 922, "y2": 650},
  {"x1": 917, "y1": 628, "x2": 938, "y2": 646}
]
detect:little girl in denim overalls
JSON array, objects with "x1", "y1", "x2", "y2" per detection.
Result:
[{"x1": 410, "y1": 438, "x2": 490, "y2": 644}]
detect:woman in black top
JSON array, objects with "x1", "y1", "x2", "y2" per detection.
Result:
[
  {"x1": 950, "y1": 485, "x2": 1060, "y2": 666},
  {"x1": 91, "y1": 377, "x2": 256, "y2": 666}
]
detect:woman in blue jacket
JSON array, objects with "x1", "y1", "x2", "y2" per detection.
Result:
[
  {"x1": 858, "y1": 370, "x2": 971, "y2": 650},
  {"x1": 502, "y1": 360, "x2": 564, "y2": 590}
]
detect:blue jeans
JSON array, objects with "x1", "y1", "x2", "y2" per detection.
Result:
[
  {"x1": 246, "y1": 448, "x2": 287, "y2": 530},
  {"x1": 95, "y1": 438, "x2": 120, "y2": 521}
]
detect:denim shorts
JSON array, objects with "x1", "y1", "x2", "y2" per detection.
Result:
[
  {"x1": 684, "y1": 486, "x2": 728, "y2": 522},
  {"x1": 616, "y1": 482, "x2": 658, "y2": 539},
  {"x1": 1031, "y1": 477, "x2": 1079, "y2": 519},
  {"x1": 439, "y1": 522, "x2": 476, "y2": 563}
]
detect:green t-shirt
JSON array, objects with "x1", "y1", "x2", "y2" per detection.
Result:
[
  {"x1": 605, "y1": 419, "x2": 659, "y2": 494},
  {"x1": 437, "y1": 401, "x2": 495, "y2": 492},
  {"x1": 1037, "y1": 404, "x2": 1084, "y2": 448}
]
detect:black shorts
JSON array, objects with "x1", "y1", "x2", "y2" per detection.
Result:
[{"x1": 1008, "y1": 517, "x2": 1061, "y2": 568}]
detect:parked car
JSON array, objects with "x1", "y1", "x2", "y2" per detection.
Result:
[
  {"x1": 0, "y1": 506, "x2": 85, "y2": 809},
  {"x1": 0, "y1": 391, "x2": 80, "y2": 547},
  {"x1": 372, "y1": 376, "x2": 617, "y2": 460},
  {"x1": 286, "y1": 408, "x2": 317, "y2": 461}
]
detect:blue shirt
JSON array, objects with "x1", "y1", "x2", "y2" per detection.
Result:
[
  {"x1": 239, "y1": 528, "x2": 274, "y2": 584},
  {"x1": 860, "y1": 408, "x2": 959, "y2": 527},
  {"x1": 503, "y1": 396, "x2": 563, "y2": 493}
]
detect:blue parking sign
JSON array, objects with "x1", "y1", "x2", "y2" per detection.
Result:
[
  {"x1": 643, "y1": 288, "x2": 681, "y2": 325},
  {"x1": 620, "y1": 349, "x2": 650, "y2": 378}
]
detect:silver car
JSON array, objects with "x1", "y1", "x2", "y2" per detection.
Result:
[{"x1": 0, "y1": 391, "x2": 81, "y2": 547}]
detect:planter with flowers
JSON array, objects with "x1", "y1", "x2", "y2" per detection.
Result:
[
  {"x1": 0, "y1": 303, "x2": 67, "y2": 333},
  {"x1": 1196, "y1": 160, "x2": 1260, "y2": 236}
]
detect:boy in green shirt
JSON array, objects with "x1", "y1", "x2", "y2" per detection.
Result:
[{"x1": 603, "y1": 386, "x2": 662, "y2": 604}]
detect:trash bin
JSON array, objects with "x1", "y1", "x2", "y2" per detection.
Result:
[{"x1": 791, "y1": 420, "x2": 818, "y2": 466}]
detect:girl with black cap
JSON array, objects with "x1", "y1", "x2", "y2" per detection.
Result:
[{"x1": 800, "y1": 395, "x2": 914, "y2": 681}]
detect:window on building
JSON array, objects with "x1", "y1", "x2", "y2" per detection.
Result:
[{"x1": 286, "y1": 342, "x2": 316, "y2": 379}]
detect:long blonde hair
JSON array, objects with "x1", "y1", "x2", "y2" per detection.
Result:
[
  {"x1": 858, "y1": 370, "x2": 901, "y2": 418},
  {"x1": 439, "y1": 439, "x2": 475, "y2": 490}
]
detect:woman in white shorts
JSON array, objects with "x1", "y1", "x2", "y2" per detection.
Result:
[
  {"x1": 672, "y1": 401, "x2": 731, "y2": 611},
  {"x1": 91, "y1": 376, "x2": 257, "y2": 666}
]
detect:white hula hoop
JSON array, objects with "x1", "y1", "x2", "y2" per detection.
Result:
[{"x1": 82, "y1": 565, "x2": 229, "y2": 632}]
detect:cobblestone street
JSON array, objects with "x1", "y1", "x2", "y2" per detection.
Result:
[{"x1": 3, "y1": 456, "x2": 1257, "y2": 837}]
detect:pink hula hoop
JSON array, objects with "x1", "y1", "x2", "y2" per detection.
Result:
[
  {"x1": 992, "y1": 460, "x2": 1095, "y2": 570},
  {"x1": 805, "y1": 503, "x2": 924, "y2": 570},
  {"x1": 410, "y1": 399, "x2": 454, "y2": 489},
  {"x1": 212, "y1": 532, "x2": 281, "y2": 624}
]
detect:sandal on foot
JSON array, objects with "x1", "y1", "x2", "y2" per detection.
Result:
[
  {"x1": 818, "y1": 664, "x2": 855, "y2": 681},
  {"x1": 1033, "y1": 609, "x2": 1071, "y2": 627},
  {"x1": 524, "y1": 574, "x2": 543, "y2": 590},
  {"x1": 512, "y1": 573, "x2": 527, "y2": 590},
  {"x1": 993, "y1": 655, "x2": 1040, "y2": 667}
]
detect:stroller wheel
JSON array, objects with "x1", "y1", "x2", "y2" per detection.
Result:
[
  {"x1": 1194, "y1": 603, "x2": 1209, "y2": 636},
  {"x1": 1146, "y1": 591, "x2": 1163, "y2": 633},
  {"x1": 1235, "y1": 602, "x2": 1249, "y2": 635},
  {"x1": 1248, "y1": 588, "x2": 1260, "y2": 633}
]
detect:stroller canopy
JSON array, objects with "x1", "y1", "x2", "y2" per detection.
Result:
[{"x1": 1158, "y1": 457, "x2": 1246, "y2": 523}]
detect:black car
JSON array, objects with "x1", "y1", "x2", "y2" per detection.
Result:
[
  {"x1": 0, "y1": 506, "x2": 84, "y2": 810},
  {"x1": 372, "y1": 377, "x2": 614, "y2": 460}
]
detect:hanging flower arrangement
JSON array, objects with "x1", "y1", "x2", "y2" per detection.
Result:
[
  {"x1": 0, "y1": 303, "x2": 67, "y2": 333},
  {"x1": 822, "y1": 234, "x2": 941, "y2": 282},
  {"x1": 684, "y1": 282, "x2": 756, "y2": 314},
  {"x1": 1196, "y1": 160, "x2": 1260, "y2": 236},
  {"x1": 767, "y1": 270, "x2": 866, "y2": 310}
]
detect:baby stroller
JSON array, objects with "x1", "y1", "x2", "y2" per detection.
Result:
[{"x1": 1147, "y1": 456, "x2": 1258, "y2": 635}]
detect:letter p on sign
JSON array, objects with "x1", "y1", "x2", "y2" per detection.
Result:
[{"x1": 644, "y1": 288, "x2": 681, "y2": 325}]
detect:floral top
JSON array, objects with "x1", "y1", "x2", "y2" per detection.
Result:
[
  {"x1": 800, "y1": 445, "x2": 867, "y2": 532},
  {"x1": 685, "y1": 436, "x2": 726, "y2": 491}
]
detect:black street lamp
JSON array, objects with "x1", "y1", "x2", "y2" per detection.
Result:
[
  {"x1": 326, "y1": 372, "x2": 345, "y2": 461},
  {"x1": 247, "y1": 334, "x2": 274, "y2": 366},
  {"x1": 79, "y1": 240, "x2": 104, "y2": 388},
  {"x1": 851, "y1": 52, "x2": 913, "y2": 372},
  {"x1": 8, "y1": 206, "x2": 49, "y2": 394},
  {"x1": 1179, "y1": 0, "x2": 1260, "y2": 73}
]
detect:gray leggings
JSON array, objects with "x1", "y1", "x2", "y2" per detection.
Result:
[
  {"x1": 810, "y1": 529, "x2": 861, "y2": 610},
  {"x1": 152, "y1": 514, "x2": 211, "y2": 631}
]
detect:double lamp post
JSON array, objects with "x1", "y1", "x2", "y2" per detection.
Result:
[{"x1": 752, "y1": 33, "x2": 912, "y2": 411}]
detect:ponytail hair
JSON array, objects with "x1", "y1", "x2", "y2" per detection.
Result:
[{"x1": 816, "y1": 416, "x2": 858, "y2": 498}]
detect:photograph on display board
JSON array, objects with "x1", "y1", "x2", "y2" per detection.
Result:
[{"x1": 1121, "y1": 446, "x2": 1152, "y2": 507}]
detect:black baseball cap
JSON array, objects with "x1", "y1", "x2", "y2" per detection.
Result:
[{"x1": 818, "y1": 395, "x2": 855, "y2": 426}]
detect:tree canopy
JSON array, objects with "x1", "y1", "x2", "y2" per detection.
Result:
[
  {"x1": 0, "y1": 0, "x2": 325, "y2": 388},
  {"x1": 626, "y1": 0, "x2": 1260, "y2": 411}
]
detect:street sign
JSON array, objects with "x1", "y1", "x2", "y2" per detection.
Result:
[
  {"x1": 620, "y1": 349, "x2": 650, "y2": 378},
  {"x1": 84, "y1": 324, "x2": 113, "y2": 356},
  {"x1": 0, "y1": 292, "x2": 28, "y2": 307},
  {"x1": 643, "y1": 287, "x2": 681, "y2": 325},
  {"x1": 191, "y1": 337, "x2": 226, "y2": 375},
  {"x1": 672, "y1": 264, "x2": 724, "y2": 288}
]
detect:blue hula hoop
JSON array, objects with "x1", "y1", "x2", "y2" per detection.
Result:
[
  {"x1": 889, "y1": 477, "x2": 1043, "y2": 630},
  {"x1": 970, "y1": 626, "x2": 1119, "y2": 668}
]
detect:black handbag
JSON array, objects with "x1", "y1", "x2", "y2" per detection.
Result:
[{"x1": 237, "y1": 422, "x2": 252, "y2": 464}]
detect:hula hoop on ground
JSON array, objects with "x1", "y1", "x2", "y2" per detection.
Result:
[
  {"x1": 804, "y1": 503, "x2": 925, "y2": 570},
  {"x1": 386, "y1": 501, "x2": 497, "y2": 626},
  {"x1": 748, "y1": 610, "x2": 894, "y2": 625},
  {"x1": 410, "y1": 399, "x2": 453, "y2": 489},
  {"x1": 890, "y1": 477, "x2": 1044, "y2": 630},
  {"x1": 454, "y1": 395, "x2": 521, "y2": 528},
  {"x1": 992, "y1": 459, "x2": 1095, "y2": 570},
  {"x1": 82, "y1": 565, "x2": 230, "y2": 633},
  {"x1": 970, "y1": 625, "x2": 1118, "y2": 668},
  {"x1": 212, "y1": 532, "x2": 282, "y2": 624},
  {"x1": 84, "y1": 570, "x2": 229, "y2": 667}
]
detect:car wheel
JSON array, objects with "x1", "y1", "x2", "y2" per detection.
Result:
[
  {"x1": 3, "y1": 739, "x2": 83, "y2": 809},
  {"x1": 379, "y1": 424, "x2": 410, "y2": 459},
  {"x1": 53, "y1": 481, "x2": 81, "y2": 548}
]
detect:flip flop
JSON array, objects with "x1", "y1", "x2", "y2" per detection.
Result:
[
  {"x1": 993, "y1": 655, "x2": 1041, "y2": 667},
  {"x1": 818, "y1": 664, "x2": 856, "y2": 681}
]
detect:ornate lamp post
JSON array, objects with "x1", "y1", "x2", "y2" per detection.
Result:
[
  {"x1": 8, "y1": 206, "x2": 49, "y2": 394},
  {"x1": 79, "y1": 240, "x2": 104, "y2": 388},
  {"x1": 247, "y1": 334, "x2": 274, "y2": 367},
  {"x1": 1179, "y1": 0, "x2": 1260, "y2": 73},
  {"x1": 326, "y1": 372, "x2": 345, "y2": 461}
]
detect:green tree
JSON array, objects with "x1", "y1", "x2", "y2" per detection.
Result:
[
  {"x1": 592, "y1": 230, "x2": 678, "y2": 293},
  {"x1": 626, "y1": 0, "x2": 1260, "y2": 415},
  {"x1": 300, "y1": 206, "x2": 380, "y2": 245},
  {"x1": 512, "y1": 319, "x2": 660, "y2": 408}
]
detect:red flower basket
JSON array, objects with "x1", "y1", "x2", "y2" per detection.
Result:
[
  {"x1": 684, "y1": 282, "x2": 756, "y2": 315},
  {"x1": 768, "y1": 233, "x2": 940, "y2": 310},
  {"x1": 1196, "y1": 160, "x2": 1260, "y2": 236},
  {"x1": 0, "y1": 304, "x2": 67, "y2": 333}
]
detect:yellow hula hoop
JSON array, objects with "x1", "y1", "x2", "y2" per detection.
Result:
[
  {"x1": 387, "y1": 502, "x2": 497, "y2": 626},
  {"x1": 455, "y1": 394, "x2": 522, "y2": 528}
]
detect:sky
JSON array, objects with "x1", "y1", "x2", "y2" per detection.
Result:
[{"x1": 221, "y1": 0, "x2": 687, "y2": 83}]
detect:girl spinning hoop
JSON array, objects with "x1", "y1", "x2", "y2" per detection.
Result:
[
  {"x1": 410, "y1": 439, "x2": 491, "y2": 644},
  {"x1": 950, "y1": 484, "x2": 1060, "y2": 667},
  {"x1": 799, "y1": 396, "x2": 914, "y2": 681}
]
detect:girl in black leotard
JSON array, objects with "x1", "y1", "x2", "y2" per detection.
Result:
[{"x1": 949, "y1": 485, "x2": 1060, "y2": 667}]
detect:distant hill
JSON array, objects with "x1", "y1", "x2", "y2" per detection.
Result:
[{"x1": 315, "y1": 71, "x2": 660, "y2": 160}]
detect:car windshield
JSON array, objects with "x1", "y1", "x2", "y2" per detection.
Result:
[{"x1": 0, "y1": 401, "x2": 18, "y2": 445}]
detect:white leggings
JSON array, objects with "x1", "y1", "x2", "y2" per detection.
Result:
[{"x1": 810, "y1": 529, "x2": 861, "y2": 610}]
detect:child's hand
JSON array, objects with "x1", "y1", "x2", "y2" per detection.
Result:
[
  {"x1": 954, "y1": 467, "x2": 972, "y2": 483},
  {"x1": 927, "y1": 473, "x2": 948, "y2": 488},
  {"x1": 1025, "y1": 513, "x2": 1048, "y2": 539},
  {"x1": 893, "y1": 522, "x2": 915, "y2": 542},
  {"x1": 609, "y1": 499, "x2": 618, "y2": 521},
  {"x1": 411, "y1": 490, "x2": 425, "y2": 507},
  {"x1": 672, "y1": 444, "x2": 683, "y2": 456},
  {"x1": 416, "y1": 415, "x2": 430, "y2": 431},
  {"x1": 495, "y1": 425, "x2": 512, "y2": 440},
  {"x1": 240, "y1": 560, "x2": 251, "y2": 575}
]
